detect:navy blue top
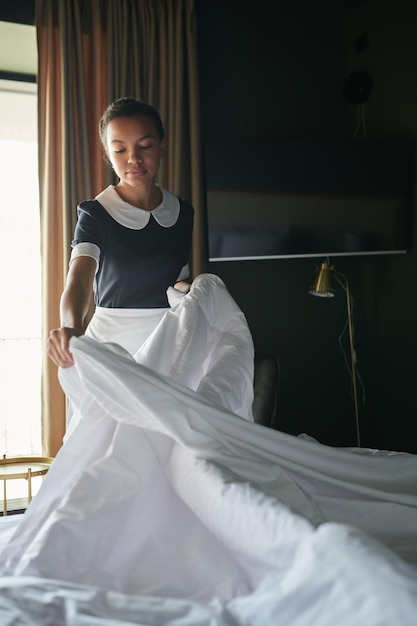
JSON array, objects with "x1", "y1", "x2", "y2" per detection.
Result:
[{"x1": 72, "y1": 197, "x2": 194, "y2": 308}]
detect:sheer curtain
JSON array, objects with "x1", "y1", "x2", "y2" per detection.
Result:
[{"x1": 35, "y1": 0, "x2": 205, "y2": 456}]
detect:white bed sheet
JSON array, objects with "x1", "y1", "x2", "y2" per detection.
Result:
[{"x1": 0, "y1": 273, "x2": 416, "y2": 625}]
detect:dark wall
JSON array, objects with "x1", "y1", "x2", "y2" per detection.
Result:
[
  {"x1": 196, "y1": 0, "x2": 417, "y2": 452},
  {"x1": 197, "y1": 0, "x2": 352, "y2": 143}
]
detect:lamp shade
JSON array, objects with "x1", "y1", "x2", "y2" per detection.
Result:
[{"x1": 309, "y1": 260, "x2": 335, "y2": 297}]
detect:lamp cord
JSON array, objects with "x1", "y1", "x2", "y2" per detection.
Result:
[
  {"x1": 335, "y1": 286, "x2": 366, "y2": 403},
  {"x1": 335, "y1": 273, "x2": 365, "y2": 447}
]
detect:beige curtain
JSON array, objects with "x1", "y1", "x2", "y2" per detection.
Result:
[{"x1": 36, "y1": 0, "x2": 206, "y2": 457}]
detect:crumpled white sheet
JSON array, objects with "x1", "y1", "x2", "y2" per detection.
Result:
[{"x1": 0, "y1": 273, "x2": 417, "y2": 626}]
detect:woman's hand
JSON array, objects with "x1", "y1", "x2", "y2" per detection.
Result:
[
  {"x1": 174, "y1": 280, "x2": 190, "y2": 293},
  {"x1": 47, "y1": 326, "x2": 83, "y2": 368},
  {"x1": 48, "y1": 256, "x2": 96, "y2": 368}
]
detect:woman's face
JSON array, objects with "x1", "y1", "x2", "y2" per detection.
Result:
[{"x1": 105, "y1": 114, "x2": 164, "y2": 189}]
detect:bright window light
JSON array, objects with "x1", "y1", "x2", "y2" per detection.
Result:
[{"x1": 0, "y1": 79, "x2": 42, "y2": 458}]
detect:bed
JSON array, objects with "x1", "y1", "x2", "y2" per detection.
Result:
[{"x1": 0, "y1": 274, "x2": 416, "y2": 625}]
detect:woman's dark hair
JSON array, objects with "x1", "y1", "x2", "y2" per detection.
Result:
[{"x1": 99, "y1": 97, "x2": 165, "y2": 146}]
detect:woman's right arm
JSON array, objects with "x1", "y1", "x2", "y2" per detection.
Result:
[{"x1": 47, "y1": 256, "x2": 97, "y2": 368}]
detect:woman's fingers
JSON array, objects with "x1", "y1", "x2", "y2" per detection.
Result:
[{"x1": 47, "y1": 327, "x2": 80, "y2": 368}]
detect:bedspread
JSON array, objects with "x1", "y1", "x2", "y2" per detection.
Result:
[{"x1": 0, "y1": 273, "x2": 416, "y2": 625}]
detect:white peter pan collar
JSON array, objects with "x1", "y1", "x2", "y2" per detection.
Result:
[{"x1": 95, "y1": 185, "x2": 180, "y2": 230}]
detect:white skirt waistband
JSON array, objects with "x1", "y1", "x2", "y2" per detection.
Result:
[
  {"x1": 86, "y1": 307, "x2": 169, "y2": 357},
  {"x1": 93, "y1": 306, "x2": 169, "y2": 319}
]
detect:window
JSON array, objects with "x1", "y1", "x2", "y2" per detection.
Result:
[{"x1": 0, "y1": 79, "x2": 42, "y2": 458}]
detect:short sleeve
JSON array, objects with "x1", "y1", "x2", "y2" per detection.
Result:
[
  {"x1": 177, "y1": 264, "x2": 190, "y2": 281},
  {"x1": 70, "y1": 242, "x2": 100, "y2": 273},
  {"x1": 72, "y1": 200, "x2": 106, "y2": 249}
]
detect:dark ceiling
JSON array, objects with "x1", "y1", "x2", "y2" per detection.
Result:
[
  {"x1": 0, "y1": 1, "x2": 35, "y2": 25},
  {"x1": 0, "y1": 0, "x2": 371, "y2": 28}
]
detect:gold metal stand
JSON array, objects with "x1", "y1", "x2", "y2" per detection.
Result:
[
  {"x1": 309, "y1": 259, "x2": 361, "y2": 447},
  {"x1": 0, "y1": 455, "x2": 54, "y2": 516},
  {"x1": 344, "y1": 280, "x2": 361, "y2": 448}
]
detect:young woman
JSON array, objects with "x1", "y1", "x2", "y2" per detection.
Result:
[{"x1": 47, "y1": 97, "x2": 194, "y2": 367}]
